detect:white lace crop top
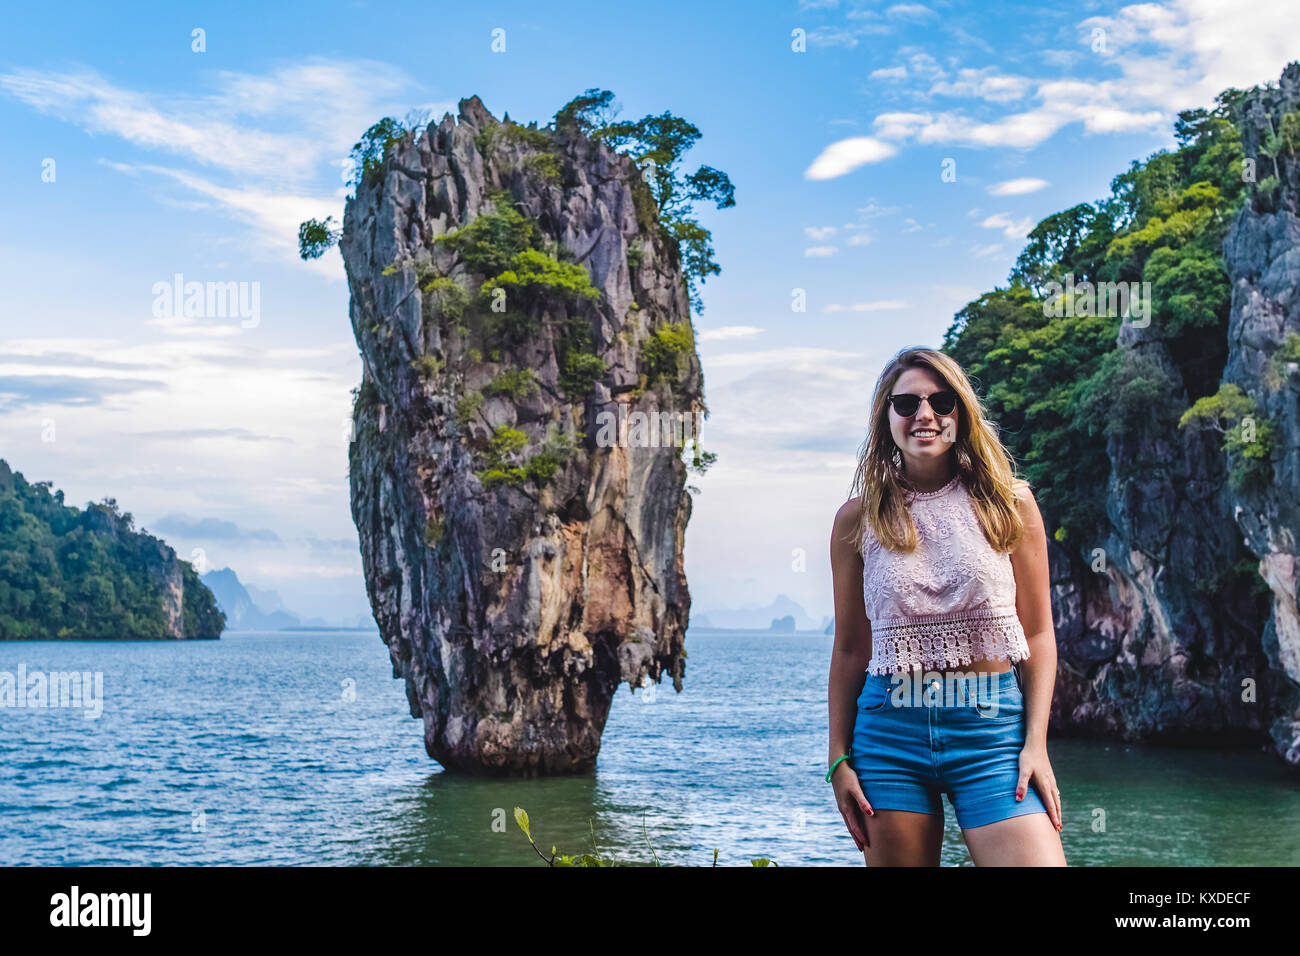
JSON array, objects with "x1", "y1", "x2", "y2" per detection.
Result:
[{"x1": 861, "y1": 473, "x2": 1030, "y2": 675}]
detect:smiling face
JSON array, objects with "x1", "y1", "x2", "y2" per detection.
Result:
[{"x1": 888, "y1": 366, "x2": 959, "y2": 466}]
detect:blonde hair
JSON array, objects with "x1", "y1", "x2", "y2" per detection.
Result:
[{"x1": 845, "y1": 346, "x2": 1026, "y2": 555}]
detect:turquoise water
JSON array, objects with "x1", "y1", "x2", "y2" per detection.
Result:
[{"x1": 1, "y1": 628, "x2": 1297, "y2": 866}]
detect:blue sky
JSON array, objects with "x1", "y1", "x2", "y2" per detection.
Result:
[{"x1": 1, "y1": 0, "x2": 1295, "y2": 624}]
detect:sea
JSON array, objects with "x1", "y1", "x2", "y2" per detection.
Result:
[{"x1": 1, "y1": 627, "x2": 1297, "y2": 866}]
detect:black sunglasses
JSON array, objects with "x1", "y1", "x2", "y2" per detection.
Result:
[{"x1": 888, "y1": 390, "x2": 958, "y2": 417}]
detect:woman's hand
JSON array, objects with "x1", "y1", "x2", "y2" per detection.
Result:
[
  {"x1": 832, "y1": 761, "x2": 874, "y2": 850},
  {"x1": 1016, "y1": 741, "x2": 1062, "y2": 831}
]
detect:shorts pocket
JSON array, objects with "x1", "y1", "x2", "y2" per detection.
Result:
[
  {"x1": 858, "y1": 680, "x2": 890, "y2": 713},
  {"x1": 972, "y1": 683, "x2": 1023, "y2": 722}
]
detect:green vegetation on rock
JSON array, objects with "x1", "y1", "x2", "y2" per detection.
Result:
[
  {"x1": 454, "y1": 391, "x2": 484, "y2": 430},
  {"x1": 476, "y1": 426, "x2": 531, "y2": 490},
  {"x1": 298, "y1": 216, "x2": 341, "y2": 260},
  {"x1": 435, "y1": 190, "x2": 539, "y2": 276},
  {"x1": 941, "y1": 84, "x2": 1256, "y2": 542},
  {"x1": 480, "y1": 248, "x2": 603, "y2": 306},
  {"x1": 641, "y1": 321, "x2": 695, "y2": 385},
  {"x1": 556, "y1": 88, "x2": 735, "y2": 314},
  {"x1": 0, "y1": 460, "x2": 225, "y2": 639},
  {"x1": 412, "y1": 354, "x2": 445, "y2": 380},
  {"x1": 483, "y1": 367, "x2": 539, "y2": 400},
  {"x1": 1179, "y1": 384, "x2": 1276, "y2": 491},
  {"x1": 523, "y1": 153, "x2": 562, "y2": 183},
  {"x1": 349, "y1": 116, "x2": 414, "y2": 187},
  {"x1": 475, "y1": 424, "x2": 582, "y2": 491}
]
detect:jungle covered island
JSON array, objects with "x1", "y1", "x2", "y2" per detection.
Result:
[
  {"x1": 312, "y1": 90, "x2": 732, "y2": 774},
  {"x1": 943, "y1": 63, "x2": 1300, "y2": 766},
  {"x1": 0, "y1": 459, "x2": 225, "y2": 640}
]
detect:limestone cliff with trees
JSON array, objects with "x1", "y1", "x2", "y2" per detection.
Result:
[{"x1": 302, "y1": 91, "x2": 731, "y2": 773}]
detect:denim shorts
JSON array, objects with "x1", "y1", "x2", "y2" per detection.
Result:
[{"x1": 849, "y1": 666, "x2": 1048, "y2": 829}]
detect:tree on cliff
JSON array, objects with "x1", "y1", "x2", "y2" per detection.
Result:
[
  {"x1": 555, "y1": 88, "x2": 736, "y2": 315},
  {"x1": 301, "y1": 90, "x2": 736, "y2": 317},
  {"x1": 941, "y1": 82, "x2": 1257, "y2": 545}
]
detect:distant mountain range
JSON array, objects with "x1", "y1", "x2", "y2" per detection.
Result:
[
  {"x1": 690, "y1": 594, "x2": 831, "y2": 632},
  {"x1": 200, "y1": 567, "x2": 372, "y2": 630}
]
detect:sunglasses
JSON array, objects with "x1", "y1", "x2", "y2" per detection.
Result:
[{"x1": 888, "y1": 390, "x2": 958, "y2": 417}]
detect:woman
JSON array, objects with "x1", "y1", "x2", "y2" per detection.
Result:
[{"x1": 827, "y1": 346, "x2": 1067, "y2": 866}]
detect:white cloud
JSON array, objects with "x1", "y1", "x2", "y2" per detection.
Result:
[
  {"x1": 823, "y1": 300, "x2": 908, "y2": 312},
  {"x1": 988, "y1": 177, "x2": 1050, "y2": 196},
  {"x1": 144, "y1": 312, "x2": 245, "y2": 338},
  {"x1": 907, "y1": 52, "x2": 948, "y2": 80},
  {"x1": 804, "y1": 225, "x2": 838, "y2": 240},
  {"x1": 805, "y1": 27, "x2": 865, "y2": 49},
  {"x1": 861, "y1": 0, "x2": 1299, "y2": 155},
  {"x1": 930, "y1": 68, "x2": 1033, "y2": 103},
  {"x1": 854, "y1": 201, "x2": 900, "y2": 219},
  {"x1": 705, "y1": 347, "x2": 865, "y2": 375},
  {"x1": 887, "y1": 3, "x2": 937, "y2": 20},
  {"x1": 805, "y1": 246, "x2": 839, "y2": 257},
  {"x1": 0, "y1": 337, "x2": 359, "y2": 543},
  {"x1": 980, "y1": 212, "x2": 1035, "y2": 238},
  {"x1": 1079, "y1": 0, "x2": 1299, "y2": 113},
  {"x1": 870, "y1": 66, "x2": 908, "y2": 80},
  {"x1": 872, "y1": 111, "x2": 933, "y2": 140},
  {"x1": 805, "y1": 136, "x2": 898, "y2": 179},
  {"x1": 119, "y1": 162, "x2": 343, "y2": 274},
  {"x1": 253, "y1": 562, "x2": 360, "y2": 579},
  {"x1": 0, "y1": 60, "x2": 426, "y2": 271},
  {"x1": 699, "y1": 326, "x2": 763, "y2": 342},
  {"x1": 0, "y1": 61, "x2": 415, "y2": 181}
]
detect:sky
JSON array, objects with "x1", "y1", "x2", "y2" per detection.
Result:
[{"x1": 0, "y1": 0, "x2": 1297, "y2": 625}]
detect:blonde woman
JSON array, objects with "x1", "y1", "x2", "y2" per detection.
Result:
[{"x1": 827, "y1": 346, "x2": 1067, "y2": 866}]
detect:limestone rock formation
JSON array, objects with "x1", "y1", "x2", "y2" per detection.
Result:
[
  {"x1": 342, "y1": 96, "x2": 704, "y2": 774},
  {"x1": 1221, "y1": 63, "x2": 1300, "y2": 763},
  {"x1": 1047, "y1": 64, "x2": 1300, "y2": 767}
]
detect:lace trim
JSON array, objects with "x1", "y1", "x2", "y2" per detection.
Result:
[
  {"x1": 904, "y1": 473, "x2": 961, "y2": 501},
  {"x1": 867, "y1": 610, "x2": 1030, "y2": 675}
]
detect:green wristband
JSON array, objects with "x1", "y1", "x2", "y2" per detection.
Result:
[{"x1": 826, "y1": 755, "x2": 851, "y2": 782}]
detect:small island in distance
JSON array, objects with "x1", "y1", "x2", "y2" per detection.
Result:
[{"x1": 690, "y1": 594, "x2": 834, "y2": 633}]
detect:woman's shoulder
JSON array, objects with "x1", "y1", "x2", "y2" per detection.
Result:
[
  {"x1": 1010, "y1": 477, "x2": 1033, "y2": 506},
  {"x1": 832, "y1": 497, "x2": 873, "y2": 547}
]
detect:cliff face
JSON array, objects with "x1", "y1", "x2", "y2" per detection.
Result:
[
  {"x1": 342, "y1": 97, "x2": 703, "y2": 774},
  {"x1": 1222, "y1": 64, "x2": 1300, "y2": 763},
  {"x1": 1048, "y1": 65, "x2": 1300, "y2": 767}
]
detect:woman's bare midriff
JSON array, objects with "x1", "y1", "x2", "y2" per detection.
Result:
[{"x1": 939, "y1": 657, "x2": 1012, "y2": 675}]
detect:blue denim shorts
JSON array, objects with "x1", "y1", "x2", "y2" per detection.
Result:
[{"x1": 849, "y1": 667, "x2": 1048, "y2": 829}]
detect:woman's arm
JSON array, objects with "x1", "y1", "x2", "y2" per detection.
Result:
[
  {"x1": 829, "y1": 498, "x2": 872, "y2": 768},
  {"x1": 1008, "y1": 481, "x2": 1057, "y2": 749}
]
